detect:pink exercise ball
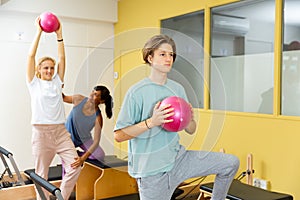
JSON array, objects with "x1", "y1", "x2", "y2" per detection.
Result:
[
  {"x1": 39, "y1": 12, "x2": 60, "y2": 33},
  {"x1": 160, "y1": 96, "x2": 192, "y2": 132}
]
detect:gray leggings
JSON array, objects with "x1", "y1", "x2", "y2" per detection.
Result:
[{"x1": 136, "y1": 146, "x2": 239, "y2": 200}]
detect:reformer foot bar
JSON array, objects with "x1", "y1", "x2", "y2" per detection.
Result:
[
  {"x1": 0, "y1": 145, "x2": 62, "y2": 199},
  {"x1": 29, "y1": 171, "x2": 64, "y2": 200},
  {"x1": 199, "y1": 179, "x2": 293, "y2": 200}
]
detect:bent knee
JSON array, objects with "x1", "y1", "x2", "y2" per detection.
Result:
[{"x1": 228, "y1": 154, "x2": 240, "y2": 173}]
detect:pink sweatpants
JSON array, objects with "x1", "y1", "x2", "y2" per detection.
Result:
[{"x1": 32, "y1": 124, "x2": 81, "y2": 200}]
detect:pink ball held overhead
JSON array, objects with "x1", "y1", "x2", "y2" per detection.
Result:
[
  {"x1": 39, "y1": 12, "x2": 60, "y2": 33},
  {"x1": 160, "y1": 96, "x2": 192, "y2": 132}
]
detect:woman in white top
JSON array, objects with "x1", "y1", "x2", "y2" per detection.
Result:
[{"x1": 26, "y1": 17, "x2": 81, "y2": 200}]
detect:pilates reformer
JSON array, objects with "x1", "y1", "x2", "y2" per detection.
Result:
[
  {"x1": 199, "y1": 179, "x2": 293, "y2": 200},
  {"x1": 0, "y1": 145, "x2": 63, "y2": 199},
  {"x1": 77, "y1": 151, "x2": 293, "y2": 199},
  {"x1": 0, "y1": 151, "x2": 183, "y2": 199},
  {"x1": 29, "y1": 171, "x2": 64, "y2": 200},
  {"x1": 198, "y1": 153, "x2": 293, "y2": 200}
]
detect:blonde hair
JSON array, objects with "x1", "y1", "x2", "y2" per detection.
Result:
[{"x1": 35, "y1": 57, "x2": 56, "y2": 78}]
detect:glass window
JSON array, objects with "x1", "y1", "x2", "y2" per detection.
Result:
[
  {"x1": 210, "y1": 0, "x2": 275, "y2": 113},
  {"x1": 161, "y1": 11, "x2": 205, "y2": 108},
  {"x1": 281, "y1": 0, "x2": 300, "y2": 116}
]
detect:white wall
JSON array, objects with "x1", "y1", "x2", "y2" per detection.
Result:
[
  {"x1": 0, "y1": 0, "x2": 117, "y2": 172},
  {"x1": 0, "y1": 0, "x2": 117, "y2": 22}
]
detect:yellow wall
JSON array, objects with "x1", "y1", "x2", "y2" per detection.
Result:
[{"x1": 114, "y1": 0, "x2": 300, "y2": 198}]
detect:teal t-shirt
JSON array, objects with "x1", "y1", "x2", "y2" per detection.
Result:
[{"x1": 114, "y1": 78, "x2": 188, "y2": 178}]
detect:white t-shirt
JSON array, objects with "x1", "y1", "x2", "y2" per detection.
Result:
[{"x1": 27, "y1": 74, "x2": 65, "y2": 124}]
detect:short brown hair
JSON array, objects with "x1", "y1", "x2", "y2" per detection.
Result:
[{"x1": 142, "y1": 34, "x2": 176, "y2": 65}]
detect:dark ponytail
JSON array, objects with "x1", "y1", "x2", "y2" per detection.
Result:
[
  {"x1": 94, "y1": 85, "x2": 113, "y2": 119},
  {"x1": 104, "y1": 95, "x2": 113, "y2": 119}
]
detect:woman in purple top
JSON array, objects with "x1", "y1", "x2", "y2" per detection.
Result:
[{"x1": 63, "y1": 85, "x2": 113, "y2": 168}]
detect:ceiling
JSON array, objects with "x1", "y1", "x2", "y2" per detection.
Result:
[{"x1": 215, "y1": 0, "x2": 300, "y2": 26}]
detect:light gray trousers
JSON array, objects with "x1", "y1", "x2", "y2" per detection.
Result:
[{"x1": 136, "y1": 146, "x2": 239, "y2": 200}]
